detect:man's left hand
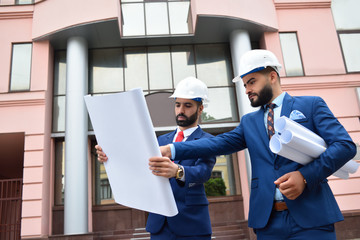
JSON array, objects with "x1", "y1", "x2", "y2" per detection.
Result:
[
  {"x1": 149, "y1": 157, "x2": 178, "y2": 179},
  {"x1": 274, "y1": 171, "x2": 306, "y2": 200}
]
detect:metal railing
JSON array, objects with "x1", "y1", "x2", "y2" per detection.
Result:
[{"x1": 0, "y1": 179, "x2": 22, "y2": 240}]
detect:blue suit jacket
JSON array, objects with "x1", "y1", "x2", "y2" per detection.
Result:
[
  {"x1": 146, "y1": 127, "x2": 216, "y2": 236},
  {"x1": 173, "y1": 93, "x2": 356, "y2": 229}
]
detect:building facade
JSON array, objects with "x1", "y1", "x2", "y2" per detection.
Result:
[{"x1": 0, "y1": 0, "x2": 359, "y2": 239}]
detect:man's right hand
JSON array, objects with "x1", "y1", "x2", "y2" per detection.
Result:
[
  {"x1": 95, "y1": 145, "x2": 108, "y2": 163},
  {"x1": 160, "y1": 145, "x2": 172, "y2": 159}
]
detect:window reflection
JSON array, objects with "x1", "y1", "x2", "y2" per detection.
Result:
[
  {"x1": 145, "y1": 2, "x2": 169, "y2": 35},
  {"x1": 53, "y1": 96, "x2": 66, "y2": 133},
  {"x1": 171, "y1": 45, "x2": 196, "y2": 86},
  {"x1": 339, "y1": 33, "x2": 360, "y2": 72},
  {"x1": 10, "y1": 43, "x2": 32, "y2": 91},
  {"x1": 124, "y1": 48, "x2": 149, "y2": 91},
  {"x1": 202, "y1": 87, "x2": 238, "y2": 123},
  {"x1": 195, "y1": 44, "x2": 233, "y2": 87},
  {"x1": 54, "y1": 51, "x2": 66, "y2": 95},
  {"x1": 279, "y1": 33, "x2": 304, "y2": 77},
  {"x1": 122, "y1": 3, "x2": 146, "y2": 36},
  {"x1": 169, "y1": 1, "x2": 191, "y2": 34},
  {"x1": 121, "y1": 0, "x2": 191, "y2": 37},
  {"x1": 89, "y1": 49, "x2": 124, "y2": 93},
  {"x1": 331, "y1": 0, "x2": 360, "y2": 30},
  {"x1": 148, "y1": 46, "x2": 172, "y2": 89},
  {"x1": 54, "y1": 140, "x2": 65, "y2": 205}
]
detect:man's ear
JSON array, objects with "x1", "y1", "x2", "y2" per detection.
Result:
[
  {"x1": 198, "y1": 104, "x2": 204, "y2": 115},
  {"x1": 269, "y1": 71, "x2": 278, "y2": 84}
]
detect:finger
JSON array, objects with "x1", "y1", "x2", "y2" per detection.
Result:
[
  {"x1": 149, "y1": 157, "x2": 171, "y2": 163},
  {"x1": 274, "y1": 173, "x2": 290, "y2": 185}
]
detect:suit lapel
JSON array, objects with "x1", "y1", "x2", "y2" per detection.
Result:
[
  {"x1": 185, "y1": 126, "x2": 202, "y2": 142},
  {"x1": 280, "y1": 93, "x2": 294, "y2": 118}
]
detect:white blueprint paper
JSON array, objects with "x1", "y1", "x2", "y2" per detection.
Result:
[
  {"x1": 84, "y1": 88, "x2": 178, "y2": 217},
  {"x1": 270, "y1": 116, "x2": 359, "y2": 179}
]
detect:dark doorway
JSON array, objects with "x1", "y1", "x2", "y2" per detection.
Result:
[{"x1": 0, "y1": 132, "x2": 25, "y2": 240}]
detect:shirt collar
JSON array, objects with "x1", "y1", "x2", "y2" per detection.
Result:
[{"x1": 177, "y1": 126, "x2": 199, "y2": 138}]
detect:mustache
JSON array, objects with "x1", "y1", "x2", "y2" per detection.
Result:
[{"x1": 176, "y1": 113, "x2": 188, "y2": 120}]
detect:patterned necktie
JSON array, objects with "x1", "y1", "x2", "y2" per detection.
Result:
[
  {"x1": 267, "y1": 103, "x2": 276, "y2": 139},
  {"x1": 175, "y1": 131, "x2": 184, "y2": 142}
]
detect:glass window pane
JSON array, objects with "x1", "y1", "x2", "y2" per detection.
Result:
[
  {"x1": 93, "y1": 140, "x2": 115, "y2": 205},
  {"x1": 54, "y1": 140, "x2": 65, "y2": 205},
  {"x1": 279, "y1": 33, "x2": 304, "y2": 77},
  {"x1": 145, "y1": 2, "x2": 169, "y2": 35},
  {"x1": 195, "y1": 44, "x2": 233, "y2": 87},
  {"x1": 16, "y1": 0, "x2": 33, "y2": 4},
  {"x1": 169, "y1": 1, "x2": 190, "y2": 34},
  {"x1": 10, "y1": 43, "x2": 32, "y2": 91},
  {"x1": 89, "y1": 48, "x2": 124, "y2": 94},
  {"x1": 54, "y1": 51, "x2": 66, "y2": 95},
  {"x1": 124, "y1": 48, "x2": 149, "y2": 91},
  {"x1": 122, "y1": 3, "x2": 145, "y2": 36},
  {"x1": 339, "y1": 33, "x2": 360, "y2": 72},
  {"x1": 202, "y1": 87, "x2": 239, "y2": 123},
  {"x1": 148, "y1": 46, "x2": 172, "y2": 90},
  {"x1": 171, "y1": 46, "x2": 196, "y2": 86},
  {"x1": 53, "y1": 96, "x2": 66, "y2": 132},
  {"x1": 331, "y1": 0, "x2": 360, "y2": 30}
]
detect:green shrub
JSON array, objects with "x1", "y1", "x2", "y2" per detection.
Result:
[{"x1": 205, "y1": 178, "x2": 226, "y2": 196}]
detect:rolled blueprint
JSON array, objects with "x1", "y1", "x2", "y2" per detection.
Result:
[
  {"x1": 269, "y1": 134, "x2": 313, "y2": 165},
  {"x1": 280, "y1": 130, "x2": 326, "y2": 159},
  {"x1": 270, "y1": 116, "x2": 359, "y2": 179},
  {"x1": 275, "y1": 116, "x2": 326, "y2": 146}
]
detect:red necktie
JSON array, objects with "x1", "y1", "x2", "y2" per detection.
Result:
[
  {"x1": 175, "y1": 131, "x2": 184, "y2": 142},
  {"x1": 267, "y1": 103, "x2": 276, "y2": 139}
]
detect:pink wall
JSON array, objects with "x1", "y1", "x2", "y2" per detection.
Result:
[
  {"x1": 190, "y1": 0, "x2": 278, "y2": 32},
  {"x1": 32, "y1": 0, "x2": 119, "y2": 39},
  {"x1": 0, "y1": 5, "x2": 54, "y2": 236}
]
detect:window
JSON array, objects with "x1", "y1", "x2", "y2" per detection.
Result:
[
  {"x1": 54, "y1": 139, "x2": 65, "y2": 205},
  {"x1": 53, "y1": 51, "x2": 66, "y2": 133},
  {"x1": 279, "y1": 33, "x2": 304, "y2": 77},
  {"x1": 16, "y1": 0, "x2": 34, "y2": 4},
  {"x1": 53, "y1": 43, "x2": 240, "y2": 205},
  {"x1": 52, "y1": 44, "x2": 238, "y2": 133},
  {"x1": 121, "y1": 0, "x2": 192, "y2": 37},
  {"x1": 10, "y1": 43, "x2": 32, "y2": 91},
  {"x1": 332, "y1": 0, "x2": 360, "y2": 73}
]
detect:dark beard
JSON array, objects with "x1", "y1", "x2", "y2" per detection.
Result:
[
  {"x1": 250, "y1": 83, "x2": 273, "y2": 107},
  {"x1": 176, "y1": 111, "x2": 198, "y2": 127}
]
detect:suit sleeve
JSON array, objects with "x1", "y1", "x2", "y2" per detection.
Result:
[
  {"x1": 298, "y1": 97, "x2": 356, "y2": 191},
  {"x1": 173, "y1": 120, "x2": 247, "y2": 161}
]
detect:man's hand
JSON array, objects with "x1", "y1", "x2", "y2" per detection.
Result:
[
  {"x1": 95, "y1": 145, "x2": 108, "y2": 163},
  {"x1": 149, "y1": 157, "x2": 178, "y2": 178},
  {"x1": 274, "y1": 171, "x2": 306, "y2": 200},
  {"x1": 160, "y1": 145, "x2": 172, "y2": 158}
]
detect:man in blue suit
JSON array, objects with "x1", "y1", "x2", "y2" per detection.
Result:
[
  {"x1": 154, "y1": 50, "x2": 357, "y2": 239},
  {"x1": 97, "y1": 77, "x2": 216, "y2": 240}
]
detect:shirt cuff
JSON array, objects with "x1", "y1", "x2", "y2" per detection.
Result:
[{"x1": 170, "y1": 144, "x2": 176, "y2": 160}]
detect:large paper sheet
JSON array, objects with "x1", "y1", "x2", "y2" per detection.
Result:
[
  {"x1": 270, "y1": 116, "x2": 359, "y2": 179},
  {"x1": 84, "y1": 88, "x2": 178, "y2": 217}
]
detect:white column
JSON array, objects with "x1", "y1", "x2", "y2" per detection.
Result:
[
  {"x1": 229, "y1": 30, "x2": 256, "y2": 190},
  {"x1": 64, "y1": 36, "x2": 89, "y2": 235}
]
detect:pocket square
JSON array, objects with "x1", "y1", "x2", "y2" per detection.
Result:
[{"x1": 289, "y1": 110, "x2": 306, "y2": 120}]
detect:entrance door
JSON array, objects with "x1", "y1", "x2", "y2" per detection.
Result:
[{"x1": 0, "y1": 133, "x2": 25, "y2": 240}]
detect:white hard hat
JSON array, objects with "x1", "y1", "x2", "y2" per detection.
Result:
[
  {"x1": 170, "y1": 77, "x2": 209, "y2": 103},
  {"x1": 232, "y1": 49, "x2": 282, "y2": 83}
]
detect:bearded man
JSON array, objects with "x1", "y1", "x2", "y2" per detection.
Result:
[{"x1": 96, "y1": 77, "x2": 216, "y2": 240}]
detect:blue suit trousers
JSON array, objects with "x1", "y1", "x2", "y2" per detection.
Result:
[{"x1": 255, "y1": 210, "x2": 336, "y2": 240}]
